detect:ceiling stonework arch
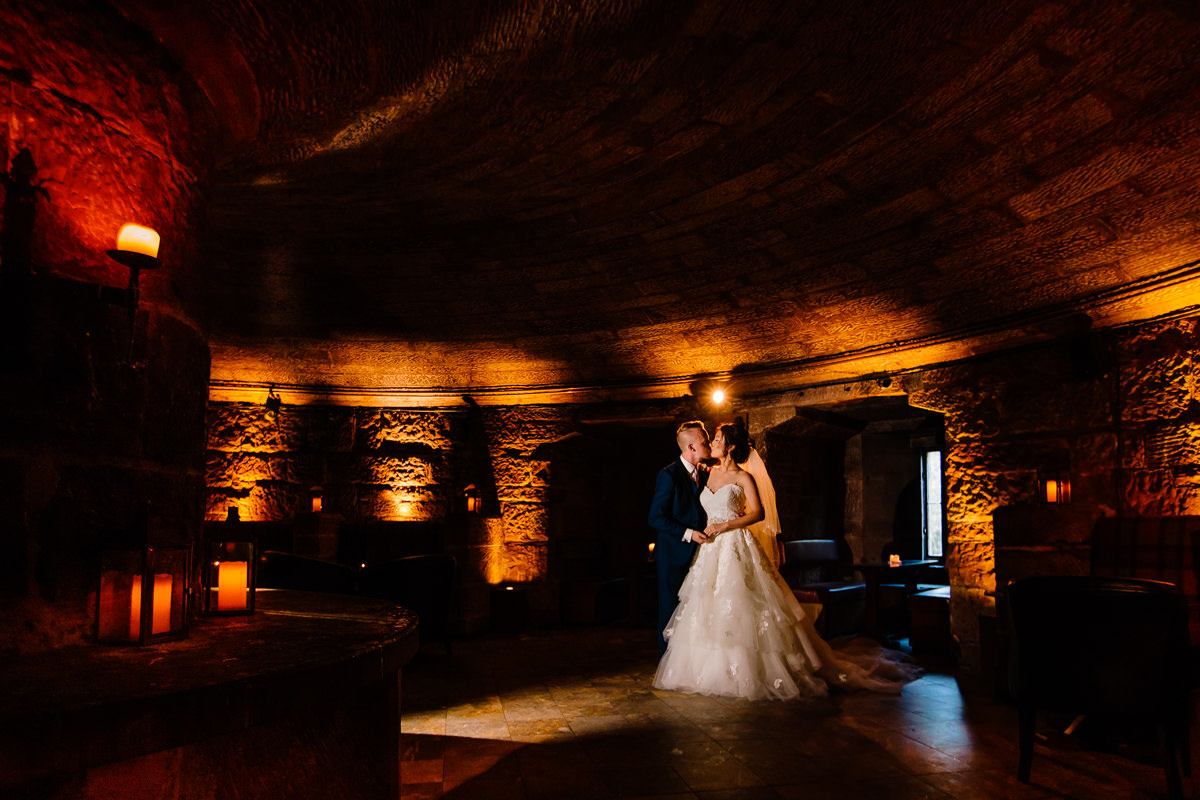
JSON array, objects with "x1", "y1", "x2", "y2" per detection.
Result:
[{"x1": 101, "y1": 0, "x2": 1200, "y2": 405}]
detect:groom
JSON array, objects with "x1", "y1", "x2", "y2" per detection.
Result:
[{"x1": 648, "y1": 421, "x2": 712, "y2": 655}]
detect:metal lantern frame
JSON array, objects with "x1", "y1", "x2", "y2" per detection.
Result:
[{"x1": 96, "y1": 545, "x2": 189, "y2": 645}]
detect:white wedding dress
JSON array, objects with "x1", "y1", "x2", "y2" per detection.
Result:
[{"x1": 653, "y1": 482, "x2": 918, "y2": 700}]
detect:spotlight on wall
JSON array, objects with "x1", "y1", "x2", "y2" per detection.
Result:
[
  {"x1": 106, "y1": 223, "x2": 160, "y2": 362},
  {"x1": 712, "y1": 388, "x2": 726, "y2": 405}
]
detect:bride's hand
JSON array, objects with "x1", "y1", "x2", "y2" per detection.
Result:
[{"x1": 703, "y1": 522, "x2": 729, "y2": 536}]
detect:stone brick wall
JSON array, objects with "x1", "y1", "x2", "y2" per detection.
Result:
[
  {"x1": 205, "y1": 402, "x2": 583, "y2": 628},
  {"x1": 908, "y1": 317, "x2": 1200, "y2": 669},
  {"x1": 205, "y1": 405, "x2": 460, "y2": 524}
]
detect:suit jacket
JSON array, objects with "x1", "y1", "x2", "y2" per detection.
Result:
[{"x1": 647, "y1": 459, "x2": 708, "y2": 567}]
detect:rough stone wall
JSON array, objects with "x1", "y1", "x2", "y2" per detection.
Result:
[
  {"x1": 909, "y1": 318, "x2": 1200, "y2": 669},
  {"x1": 479, "y1": 407, "x2": 572, "y2": 596},
  {"x1": 1116, "y1": 317, "x2": 1200, "y2": 515},
  {"x1": 205, "y1": 402, "x2": 578, "y2": 628},
  {"x1": 205, "y1": 405, "x2": 459, "y2": 524},
  {"x1": 0, "y1": 8, "x2": 209, "y2": 654}
]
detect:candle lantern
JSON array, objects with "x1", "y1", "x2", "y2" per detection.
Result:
[
  {"x1": 202, "y1": 540, "x2": 256, "y2": 616},
  {"x1": 1038, "y1": 470, "x2": 1072, "y2": 504},
  {"x1": 464, "y1": 484, "x2": 482, "y2": 514},
  {"x1": 97, "y1": 545, "x2": 189, "y2": 645},
  {"x1": 310, "y1": 485, "x2": 323, "y2": 514}
]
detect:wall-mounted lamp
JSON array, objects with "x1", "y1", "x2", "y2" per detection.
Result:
[
  {"x1": 106, "y1": 223, "x2": 160, "y2": 362},
  {"x1": 711, "y1": 388, "x2": 726, "y2": 405},
  {"x1": 464, "y1": 484, "x2": 482, "y2": 514},
  {"x1": 310, "y1": 485, "x2": 323, "y2": 514},
  {"x1": 265, "y1": 386, "x2": 282, "y2": 420},
  {"x1": 1038, "y1": 470, "x2": 1072, "y2": 504}
]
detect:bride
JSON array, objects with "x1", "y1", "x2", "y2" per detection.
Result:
[{"x1": 653, "y1": 420, "x2": 919, "y2": 700}]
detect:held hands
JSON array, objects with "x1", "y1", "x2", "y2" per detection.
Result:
[
  {"x1": 692, "y1": 530, "x2": 713, "y2": 544},
  {"x1": 702, "y1": 521, "x2": 731, "y2": 538}
]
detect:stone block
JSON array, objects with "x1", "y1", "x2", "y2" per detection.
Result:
[
  {"x1": 500, "y1": 503, "x2": 549, "y2": 543},
  {"x1": 503, "y1": 542, "x2": 549, "y2": 583},
  {"x1": 347, "y1": 455, "x2": 433, "y2": 487}
]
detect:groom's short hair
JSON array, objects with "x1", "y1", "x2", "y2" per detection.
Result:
[{"x1": 676, "y1": 420, "x2": 707, "y2": 451}]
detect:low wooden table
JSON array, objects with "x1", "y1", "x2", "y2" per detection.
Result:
[
  {"x1": 1, "y1": 589, "x2": 419, "y2": 799},
  {"x1": 853, "y1": 559, "x2": 939, "y2": 641}
]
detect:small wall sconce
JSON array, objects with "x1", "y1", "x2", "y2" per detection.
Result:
[
  {"x1": 265, "y1": 386, "x2": 282, "y2": 420},
  {"x1": 202, "y1": 540, "x2": 256, "y2": 616},
  {"x1": 97, "y1": 544, "x2": 189, "y2": 645},
  {"x1": 1038, "y1": 470, "x2": 1072, "y2": 504},
  {"x1": 711, "y1": 388, "x2": 726, "y2": 405},
  {"x1": 311, "y1": 486, "x2": 323, "y2": 514},
  {"x1": 464, "y1": 484, "x2": 482, "y2": 514}
]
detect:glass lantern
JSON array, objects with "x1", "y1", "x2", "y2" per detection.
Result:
[
  {"x1": 97, "y1": 545, "x2": 189, "y2": 644},
  {"x1": 202, "y1": 540, "x2": 256, "y2": 615}
]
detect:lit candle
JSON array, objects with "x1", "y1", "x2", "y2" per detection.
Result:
[
  {"x1": 648, "y1": 542, "x2": 656, "y2": 554},
  {"x1": 888, "y1": 553, "x2": 901, "y2": 566},
  {"x1": 130, "y1": 574, "x2": 143, "y2": 638},
  {"x1": 1045, "y1": 479, "x2": 1059, "y2": 503},
  {"x1": 311, "y1": 494, "x2": 322, "y2": 513},
  {"x1": 116, "y1": 223, "x2": 160, "y2": 258},
  {"x1": 152, "y1": 574, "x2": 173, "y2": 634},
  {"x1": 216, "y1": 561, "x2": 248, "y2": 611}
]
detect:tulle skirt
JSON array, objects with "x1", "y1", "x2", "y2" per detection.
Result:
[{"x1": 653, "y1": 528, "x2": 920, "y2": 700}]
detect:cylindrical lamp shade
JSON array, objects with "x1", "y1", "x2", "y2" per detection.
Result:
[
  {"x1": 202, "y1": 540, "x2": 256, "y2": 615},
  {"x1": 97, "y1": 546, "x2": 189, "y2": 644}
]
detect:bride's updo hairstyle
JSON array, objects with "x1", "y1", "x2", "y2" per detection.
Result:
[{"x1": 717, "y1": 421, "x2": 753, "y2": 465}]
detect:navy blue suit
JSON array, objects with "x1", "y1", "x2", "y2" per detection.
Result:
[{"x1": 648, "y1": 459, "x2": 707, "y2": 655}]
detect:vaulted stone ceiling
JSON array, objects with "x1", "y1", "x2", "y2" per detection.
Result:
[{"x1": 121, "y1": 0, "x2": 1200, "y2": 404}]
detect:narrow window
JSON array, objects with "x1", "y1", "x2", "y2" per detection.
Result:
[{"x1": 920, "y1": 450, "x2": 945, "y2": 559}]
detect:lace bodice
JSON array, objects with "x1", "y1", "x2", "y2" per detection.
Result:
[{"x1": 701, "y1": 482, "x2": 744, "y2": 525}]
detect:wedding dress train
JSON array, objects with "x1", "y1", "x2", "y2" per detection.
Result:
[{"x1": 653, "y1": 482, "x2": 920, "y2": 700}]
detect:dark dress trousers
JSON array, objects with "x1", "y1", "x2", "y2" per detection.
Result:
[{"x1": 648, "y1": 460, "x2": 707, "y2": 655}]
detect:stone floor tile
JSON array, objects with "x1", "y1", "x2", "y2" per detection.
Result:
[{"x1": 399, "y1": 627, "x2": 1190, "y2": 800}]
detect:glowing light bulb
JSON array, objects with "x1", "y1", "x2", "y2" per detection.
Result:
[{"x1": 712, "y1": 389, "x2": 726, "y2": 404}]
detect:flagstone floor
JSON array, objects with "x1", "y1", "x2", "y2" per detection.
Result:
[{"x1": 400, "y1": 626, "x2": 1190, "y2": 799}]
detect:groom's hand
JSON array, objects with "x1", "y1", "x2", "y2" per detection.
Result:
[{"x1": 692, "y1": 531, "x2": 712, "y2": 544}]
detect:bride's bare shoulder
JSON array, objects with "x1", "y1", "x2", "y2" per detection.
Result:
[{"x1": 736, "y1": 468, "x2": 759, "y2": 491}]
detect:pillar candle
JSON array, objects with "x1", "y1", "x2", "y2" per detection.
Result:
[
  {"x1": 217, "y1": 561, "x2": 249, "y2": 611},
  {"x1": 130, "y1": 575, "x2": 143, "y2": 638},
  {"x1": 152, "y1": 574, "x2": 173, "y2": 634}
]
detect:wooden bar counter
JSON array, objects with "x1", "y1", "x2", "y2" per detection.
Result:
[{"x1": 0, "y1": 590, "x2": 419, "y2": 799}]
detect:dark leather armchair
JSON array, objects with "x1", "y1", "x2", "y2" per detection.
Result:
[
  {"x1": 359, "y1": 554, "x2": 456, "y2": 654},
  {"x1": 1007, "y1": 575, "x2": 1190, "y2": 798},
  {"x1": 776, "y1": 538, "x2": 865, "y2": 637}
]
